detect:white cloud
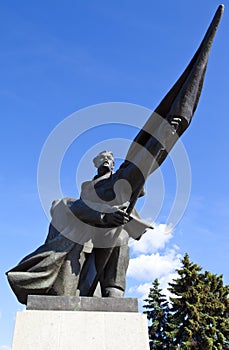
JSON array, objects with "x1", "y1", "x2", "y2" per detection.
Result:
[
  {"x1": 128, "y1": 282, "x2": 152, "y2": 297},
  {"x1": 0, "y1": 346, "x2": 11, "y2": 350},
  {"x1": 127, "y1": 247, "x2": 181, "y2": 282},
  {"x1": 127, "y1": 243, "x2": 182, "y2": 303},
  {"x1": 127, "y1": 222, "x2": 182, "y2": 302},
  {"x1": 129, "y1": 223, "x2": 173, "y2": 255}
]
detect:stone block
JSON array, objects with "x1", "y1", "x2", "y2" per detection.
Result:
[
  {"x1": 12, "y1": 310, "x2": 149, "y2": 350},
  {"x1": 26, "y1": 295, "x2": 139, "y2": 312}
]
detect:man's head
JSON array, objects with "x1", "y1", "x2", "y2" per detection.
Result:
[{"x1": 93, "y1": 151, "x2": 114, "y2": 172}]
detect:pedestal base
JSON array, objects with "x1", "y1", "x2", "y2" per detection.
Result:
[{"x1": 12, "y1": 297, "x2": 149, "y2": 350}]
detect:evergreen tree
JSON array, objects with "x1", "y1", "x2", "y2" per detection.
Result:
[
  {"x1": 166, "y1": 253, "x2": 229, "y2": 350},
  {"x1": 196, "y1": 271, "x2": 229, "y2": 349},
  {"x1": 143, "y1": 278, "x2": 170, "y2": 349},
  {"x1": 166, "y1": 253, "x2": 202, "y2": 349}
]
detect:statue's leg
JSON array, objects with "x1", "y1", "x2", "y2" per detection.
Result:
[
  {"x1": 51, "y1": 243, "x2": 82, "y2": 296},
  {"x1": 78, "y1": 251, "x2": 99, "y2": 296},
  {"x1": 94, "y1": 244, "x2": 129, "y2": 297}
]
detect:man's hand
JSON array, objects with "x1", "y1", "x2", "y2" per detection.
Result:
[
  {"x1": 169, "y1": 116, "x2": 188, "y2": 136},
  {"x1": 103, "y1": 209, "x2": 130, "y2": 227}
]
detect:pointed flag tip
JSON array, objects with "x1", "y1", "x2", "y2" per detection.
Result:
[
  {"x1": 218, "y1": 4, "x2": 224, "y2": 13},
  {"x1": 215, "y1": 5, "x2": 224, "y2": 24}
]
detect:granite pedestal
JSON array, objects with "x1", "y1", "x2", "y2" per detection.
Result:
[{"x1": 12, "y1": 296, "x2": 149, "y2": 350}]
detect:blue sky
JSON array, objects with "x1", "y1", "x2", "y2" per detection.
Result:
[{"x1": 0, "y1": 1, "x2": 228, "y2": 348}]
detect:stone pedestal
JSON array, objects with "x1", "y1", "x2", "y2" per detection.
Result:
[{"x1": 12, "y1": 296, "x2": 149, "y2": 350}]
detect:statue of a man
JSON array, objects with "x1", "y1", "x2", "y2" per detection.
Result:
[
  {"x1": 6, "y1": 150, "x2": 150, "y2": 303},
  {"x1": 76, "y1": 150, "x2": 132, "y2": 298}
]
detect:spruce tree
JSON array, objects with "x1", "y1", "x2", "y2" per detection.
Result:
[
  {"x1": 166, "y1": 253, "x2": 202, "y2": 349},
  {"x1": 166, "y1": 253, "x2": 229, "y2": 350},
  {"x1": 196, "y1": 271, "x2": 229, "y2": 349},
  {"x1": 143, "y1": 278, "x2": 170, "y2": 349}
]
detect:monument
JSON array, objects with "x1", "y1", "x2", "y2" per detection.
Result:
[{"x1": 6, "y1": 5, "x2": 224, "y2": 350}]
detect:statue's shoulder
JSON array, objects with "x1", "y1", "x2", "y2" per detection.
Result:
[
  {"x1": 81, "y1": 180, "x2": 92, "y2": 190},
  {"x1": 50, "y1": 197, "x2": 77, "y2": 216}
]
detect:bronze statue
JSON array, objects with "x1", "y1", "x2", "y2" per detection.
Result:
[
  {"x1": 7, "y1": 150, "x2": 150, "y2": 303},
  {"x1": 6, "y1": 5, "x2": 224, "y2": 304}
]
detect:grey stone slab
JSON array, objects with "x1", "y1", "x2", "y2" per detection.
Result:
[
  {"x1": 12, "y1": 310, "x2": 149, "y2": 350},
  {"x1": 26, "y1": 295, "x2": 138, "y2": 312}
]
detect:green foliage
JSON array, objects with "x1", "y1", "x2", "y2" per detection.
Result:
[
  {"x1": 143, "y1": 254, "x2": 229, "y2": 350},
  {"x1": 143, "y1": 278, "x2": 170, "y2": 349}
]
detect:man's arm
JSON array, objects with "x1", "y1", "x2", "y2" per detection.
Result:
[{"x1": 70, "y1": 199, "x2": 129, "y2": 228}]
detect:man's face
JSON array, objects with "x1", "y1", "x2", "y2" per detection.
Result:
[{"x1": 96, "y1": 151, "x2": 114, "y2": 170}]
